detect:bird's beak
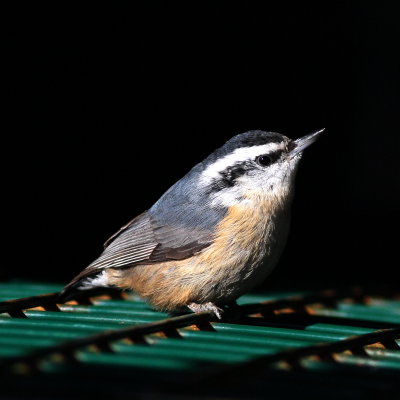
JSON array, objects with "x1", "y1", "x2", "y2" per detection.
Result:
[{"x1": 290, "y1": 128, "x2": 325, "y2": 157}]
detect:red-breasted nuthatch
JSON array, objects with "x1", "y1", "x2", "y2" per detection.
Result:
[{"x1": 60, "y1": 129, "x2": 324, "y2": 318}]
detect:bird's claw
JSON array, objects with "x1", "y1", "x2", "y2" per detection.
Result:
[{"x1": 188, "y1": 302, "x2": 224, "y2": 319}]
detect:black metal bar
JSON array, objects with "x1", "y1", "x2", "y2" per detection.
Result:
[
  {"x1": 7, "y1": 310, "x2": 27, "y2": 318},
  {"x1": 0, "y1": 311, "x2": 215, "y2": 371},
  {"x1": 239, "y1": 286, "x2": 399, "y2": 317},
  {"x1": 265, "y1": 328, "x2": 400, "y2": 363},
  {"x1": 0, "y1": 293, "x2": 59, "y2": 314},
  {"x1": 195, "y1": 328, "x2": 400, "y2": 385},
  {"x1": 0, "y1": 288, "x2": 123, "y2": 314}
]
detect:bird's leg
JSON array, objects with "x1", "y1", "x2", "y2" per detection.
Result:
[{"x1": 187, "y1": 302, "x2": 224, "y2": 319}]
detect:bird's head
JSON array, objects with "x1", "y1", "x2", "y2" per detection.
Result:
[{"x1": 196, "y1": 129, "x2": 324, "y2": 207}]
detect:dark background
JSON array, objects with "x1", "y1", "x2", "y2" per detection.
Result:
[{"x1": 4, "y1": 2, "x2": 400, "y2": 289}]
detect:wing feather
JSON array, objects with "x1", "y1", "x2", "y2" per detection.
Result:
[{"x1": 64, "y1": 211, "x2": 215, "y2": 289}]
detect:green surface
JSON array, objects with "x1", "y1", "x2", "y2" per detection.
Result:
[{"x1": 0, "y1": 281, "x2": 399, "y2": 399}]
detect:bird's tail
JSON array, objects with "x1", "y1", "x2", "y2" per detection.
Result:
[{"x1": 58, "y1": 269, "x2": 109, "y2": 302}]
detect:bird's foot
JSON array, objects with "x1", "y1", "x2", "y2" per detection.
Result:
[{"x1": 187, "y1": 302, "x2": 224, "y2": 319}]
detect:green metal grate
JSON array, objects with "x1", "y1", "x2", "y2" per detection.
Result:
[{"x1": 0, "y1": 282, "x2": 399, "y2": 399}]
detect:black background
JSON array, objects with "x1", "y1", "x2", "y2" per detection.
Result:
[{"x1": 4, "y1": 2, "x2": 400, "y2": 290}]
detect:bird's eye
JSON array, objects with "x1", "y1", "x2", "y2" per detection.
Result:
[{"x1": 256, "y1": 154, "x2": 273, "y2": 167}]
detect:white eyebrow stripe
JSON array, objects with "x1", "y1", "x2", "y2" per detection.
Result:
[{"x1": 199, "y1": 143, "x2": 283, "y2": 184}]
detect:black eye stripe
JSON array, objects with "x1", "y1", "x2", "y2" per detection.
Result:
[
  {"x1": 219, "y1": 163, "x2": 248, "y2": 187},
  {"x1": 207, "y1": 161, "x2": 250, "y2": 192}
]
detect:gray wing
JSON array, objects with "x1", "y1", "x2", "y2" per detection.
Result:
[
  {"x1": 94, "y1": 211, "x2": 214, "y2": 268},
  {"x1": 64, "y1": 165, "x2": 228, "y2": 293},
  {"x1": 65, "y1": 211, "x2": 215, "y2": 288}
]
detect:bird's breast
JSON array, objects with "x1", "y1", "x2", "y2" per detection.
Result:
[{"x1": 195, "y1": 194, "x2": 292, "y2": 300}]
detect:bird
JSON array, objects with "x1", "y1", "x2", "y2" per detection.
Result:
[{"x1": 60, "y1": 129, "x2": 324, "y2": 318}]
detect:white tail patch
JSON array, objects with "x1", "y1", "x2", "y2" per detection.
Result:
[{"x1": 78, "y1": 270, "x2": 109, "y2": 290}]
